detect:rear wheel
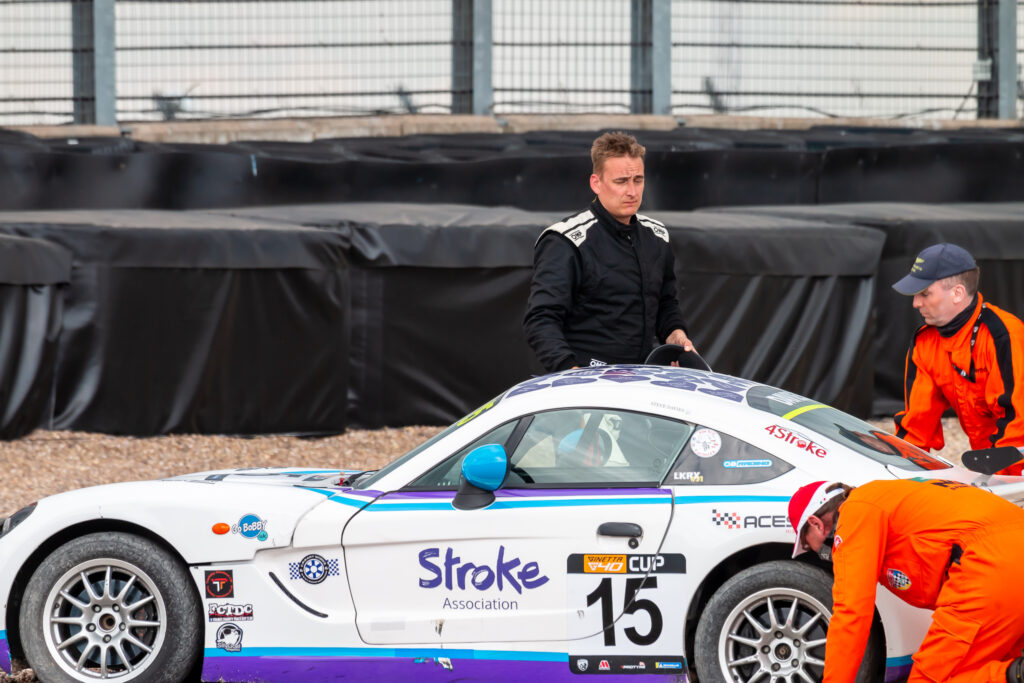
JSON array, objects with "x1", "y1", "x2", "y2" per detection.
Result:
[
  {"x1": 694, "y1": 560, "x2": 883, "y2": 682},
  {"x1": 19, "y1": 532, "x2": 201, "y2": 683}
]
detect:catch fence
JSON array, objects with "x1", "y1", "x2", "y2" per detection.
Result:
[{"x1": 0, "y1": 0, "x2": 1020, "y2": 125}]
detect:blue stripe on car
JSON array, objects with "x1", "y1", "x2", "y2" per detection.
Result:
[{"x1": 674, "y1": 495, "x2": 790, "y2": 504}]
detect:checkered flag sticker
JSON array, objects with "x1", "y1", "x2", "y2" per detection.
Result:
[
  {"x1": 711, "y1": 509, "x2": 742, "y2": 530},
  {"x1": 288, "y1": 556, "x2": 342, "y2": 581}
]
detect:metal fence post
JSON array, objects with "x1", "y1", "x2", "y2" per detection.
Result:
[
  {"x1": 473, "y1": 0, "x2": 493, "y2": 115},
  {"x1": 998, "y1": 0, "x2": 1018, "y2": 118},
  {"x1": 72, "y1": 0, "x2": 116, "y2": 125},
  {"x1": 651, "y1": 0, "x2": 671, "y2": 116},
  {"x1": 631, "y1": 0, "x2": 652, "y2": 113},
  {"x1": 452, "y1": 0, "x2": 492, "y2": 115},
  {"x1": 631, "y1": 0, "x2": 671, "y2": 115},
  {"x1": 452, "y1": 0, "x2": 472, "y2": 114}
]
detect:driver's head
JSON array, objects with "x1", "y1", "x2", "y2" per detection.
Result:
[
  {"x1": 557, "y1": 428, "x2": 612, "y2": 467},
  {"x1": 590, "y1": 132, "x2": 645, "y2": 225}
]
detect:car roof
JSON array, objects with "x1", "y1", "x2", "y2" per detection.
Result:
[{"x1": 502, "y1": 365, "x2": 761, "y2": 408}]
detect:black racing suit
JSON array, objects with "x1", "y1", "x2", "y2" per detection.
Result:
[{"x1": 523, "y1": 198, "x2": 687, "y2": 372}]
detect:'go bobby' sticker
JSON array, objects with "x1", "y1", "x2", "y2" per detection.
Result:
[{"x1": 232, "y1": 514, "x2": 269, "y2": 542}]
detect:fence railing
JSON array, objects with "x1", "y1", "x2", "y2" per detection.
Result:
[{"x1": 1, "y1": 0, "x2": 1020, "y2": 126}]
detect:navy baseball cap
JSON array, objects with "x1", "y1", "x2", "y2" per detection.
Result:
[{"x1": 892, "y1": 243, "x2": 977, "y2": 295}]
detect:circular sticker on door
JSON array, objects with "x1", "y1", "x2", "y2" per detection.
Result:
[{"x1": 690, "y1": 428, "x2": 722, "y2": 458}]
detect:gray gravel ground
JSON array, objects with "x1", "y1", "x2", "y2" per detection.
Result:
[
  {"x1": 0, "y1": 426, "x2": 444, "y2": 518},
  {"x1": 0, "y1": 418, "x2": 970, "y2": 682}
]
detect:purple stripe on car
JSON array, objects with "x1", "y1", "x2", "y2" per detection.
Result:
[
  {"x1": 886, "y1": 661, "x2": 914, "y2": 682},
  {"x1": 494, "y1": 488, "x2": 669, "y2": 498},
  {"x1": 0, "y1": 635, "x2": 10, "y2": 675},
  {"x1": 203, "y1": 656, "x2": 683, "y2": 682}
]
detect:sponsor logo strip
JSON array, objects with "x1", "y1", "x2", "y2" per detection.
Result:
[
  {"x1": 572, "y1": 655, "x2": 685, "y2": 674},
  {"x1": 204, "y1": 646, "x2": 569, "y2": 660}
]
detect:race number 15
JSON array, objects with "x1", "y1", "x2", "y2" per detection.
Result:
[{"x1": 567, "y1": 553, "x2": 686, "y2": 653}]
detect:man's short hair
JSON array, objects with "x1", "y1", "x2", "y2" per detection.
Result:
[
  {"x1": 591, "y1": 132, "x2": 645, "y2": 175},
  {"x1": 938, "y1": 267, "x2": 981, "y2": 297}
]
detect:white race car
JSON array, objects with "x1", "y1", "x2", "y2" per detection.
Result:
[{"x1": 2, "y1": 366, "x2": 1022, "y2": 683}]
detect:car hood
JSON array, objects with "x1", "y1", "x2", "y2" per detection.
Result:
[
  {"x1": 166, "y1": 466, "x2": 353, "y2": 488},
  {"x1": 0, "y1": 470, "x2": 363, "y2": 567},
  {"x1": 886, "y1": 464, "x2": 1024, "y2": 507}
]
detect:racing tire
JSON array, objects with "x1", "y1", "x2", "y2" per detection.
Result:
[
  {"x1": 694, "y1": 560, "x2": 883, "y2": 683},
  {"x1": 19, "y1": 532, "x2": 202, "y2": 683}
]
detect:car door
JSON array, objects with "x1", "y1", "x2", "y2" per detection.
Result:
[{"x1": 342, "y1": 407, "x2": 692, "y2": 653}]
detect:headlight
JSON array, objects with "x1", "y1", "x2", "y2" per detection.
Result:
[{"x1": 0, "y1": 502, "x2": 37, "y2": 539}]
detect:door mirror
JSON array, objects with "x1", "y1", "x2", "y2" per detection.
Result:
[{"x1": 453, "y1": 444, "x2": 508, "y2": 510}]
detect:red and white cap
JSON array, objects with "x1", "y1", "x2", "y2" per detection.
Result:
[{"x1": 788, "y1": 481, "x2": 844, "y2": 558}]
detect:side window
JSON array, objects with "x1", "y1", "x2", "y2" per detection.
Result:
[
  {"x1": 666, "y1": 426, "x2": 793, "y2": 486},
  {"x1": 407, "y1": 420, "x2": 519, "y2": 489},
  {"x1": 507, "y1": 408, "x2": 693, "y2": 487}
]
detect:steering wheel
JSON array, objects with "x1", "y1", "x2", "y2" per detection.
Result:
[
  {"x1": 645, "y1": 344, "x2": 712, "y2": 370},
  {"x1": 509, "y1": 465, "x2": 535, "y2": 484}
]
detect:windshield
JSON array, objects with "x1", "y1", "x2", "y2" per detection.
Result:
[
  {"x1": 353, "y1": 394, "x2": 503, "y2": 489},
  {"x1": 745, "y1": 385, "x2": 951, "y2": 471}
]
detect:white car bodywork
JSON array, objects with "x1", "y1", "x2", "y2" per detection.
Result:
[{"x1": 2, "y1": 365, "x2": 1022, "y2": 682}]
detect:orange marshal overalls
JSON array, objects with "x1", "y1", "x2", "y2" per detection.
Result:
[
  {"x1": 825, "y1": 479, "x2": 1024, "y2": 683},
  {"x1": 895, "y1": 295, "x2": 1024, "y2": 474}
]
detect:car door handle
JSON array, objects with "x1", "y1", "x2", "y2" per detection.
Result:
[{"x1": 598, "y1": 522, "x2": 643, "y2": 538}]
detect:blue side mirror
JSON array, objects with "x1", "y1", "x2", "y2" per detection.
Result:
[{"x1": 461, "y1": 444, "x2": 509, "y2": 492}]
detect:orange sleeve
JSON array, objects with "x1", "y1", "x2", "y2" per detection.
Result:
[
  {"x1": 982, "y1": 310, "x2": 1024, "y2": 448},
  {"x1": 824, "y1": 500, "x2": 887, "y2": 683},
  {"x1": 894, "y1": 336, "x2": 947, "y2": 451}
]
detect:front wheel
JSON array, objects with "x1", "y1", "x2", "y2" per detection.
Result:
[
  {"x1": 19, "y1": 532, "x2": 202, "y2": 683},
  {"x1": 694, "y1": 560, "x2": 883, "y2": 682}
]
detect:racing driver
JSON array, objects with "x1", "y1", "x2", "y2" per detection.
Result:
[
  {"x1": 789, "y1": 479, "x2": 1024, "y2": 683},
  {"x1": 523, "y1": 131, "x2": 693, "y2": 371}
]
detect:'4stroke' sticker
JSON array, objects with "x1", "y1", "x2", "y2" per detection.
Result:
[{"x1": 566, "y1": 553, "x2": 688, "y2": 676}]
